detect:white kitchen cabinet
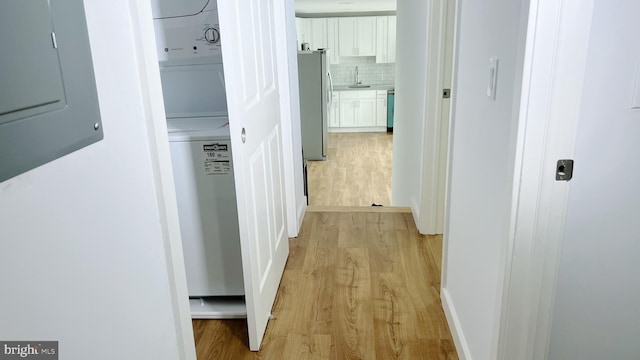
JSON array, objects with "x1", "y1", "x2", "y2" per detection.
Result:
[
  {"x1": 339, "y1": 92, "x2": 358, "y2": 127},
  {"x1": 388, "y1": 16, "x2": 397, "y2": 63},
  {"x1": 296, "y1": 18, "x2": 303, "y2": 48},
  {"x1": 338, "y1": 17, "x2": 376, "y2": 57},
  {"x1": 358, "y1": 98, "x2": 377, "y2": 126},
  {"x1": 376, "y1": 91, "x2": 387, "y2": 126},
  {"x1": 376, "y1": 16, "x2": 397, "y2": 63},
  {"x1": 338, "y1": 90, "x2": 378, "y2": 127},
  {"x1": 296, "y1": 18, "x2": 312, "y2": 50},
  {"x1": 327, "y1": 18, "x2": 339, "y2": 64},
  {"x1": 329, "y1": 93, "x2": 340, "y2": 128},
  {"x1": 310, "y1": 18, "x2": 327, "y2": 50}
]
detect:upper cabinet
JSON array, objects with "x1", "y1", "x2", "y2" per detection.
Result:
[
  {"x1": 309, "y1": 18, "x2": 328, "y2": 50},
  {"x1": 327, "y1": 18, "x2": 339, "y2": 64},
  {"x1": 297, "y1": 16, "x2": 395, "y2": 63},
  {"x1": 376, "y1": 16, "x2": 396, "y2": 63},
  {"x1": 296, "y1": 18, "x2": 311, "y2": 49},
  {"x1": 338, "y1": 17, "x2": 376, "y2": 57}
]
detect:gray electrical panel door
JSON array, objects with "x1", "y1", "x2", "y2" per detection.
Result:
[{"x1": 0, "y1": 0, "x2": 103, "y2": 182}]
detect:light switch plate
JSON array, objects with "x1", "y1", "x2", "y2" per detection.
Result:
[{"x1": 487, "y1": 57, "x2": 499, "y2": 99}]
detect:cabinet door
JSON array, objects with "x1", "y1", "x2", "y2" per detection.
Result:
[
  {"x1": 329, "y1": 94, "x2": 340, "y2": 127},
  {"x1": 376, "y1": 95, "x2": 387, "y2": 126},
  {"x1": 310, "y1": 18, "x2": 327, "y2": 50},
  {"x1": 388, "y1": 16, "x2": 397, "y2": 63},
  {"x1": 300, "y1": 18, "x2": 312, "y2": 46},
  {"x1": 376, "y1": 17, "x2": 388, "y2": 63},
  {"x1": 356, "y1": 17, "x2": 377, "y2": 56},
  {"x1": 327, "y1": 18, "x2": 339, "y2": 64},
  {"x1": 295, "y1": 18, "x2": 303, "y2": 49},
  {"x1": 357, "y1": 98, "x2": 377, "y2": 127},
  {"x1": 338, "y1": 18, "x2": 357, "y2": 56},
  {"x1": 339, "y1": 98, "x2": 358, "y2": 127}
]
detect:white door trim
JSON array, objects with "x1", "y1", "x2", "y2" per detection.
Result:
[
  {"x1": 418, "y1": 0, "x2": 454, "y2": 235},
  {"x1": 127, "y1": 0, "x2": 196, "y2": 359},
  {"x1": 496, "y1": 0, "x2": 596, "y2": 358},
  {"x1": 440, "y1": 0, "x2": 469, "y2": 357}
]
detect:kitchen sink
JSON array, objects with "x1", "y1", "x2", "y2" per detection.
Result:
[{"x1": 348, "y1": 84, "x2": 371, "y2": 88}]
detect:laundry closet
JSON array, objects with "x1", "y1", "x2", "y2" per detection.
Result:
[{"x1": 151, "y1": 0, "x2": 244, "y2": 318}]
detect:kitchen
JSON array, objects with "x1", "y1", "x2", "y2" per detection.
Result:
[{"x1": 295, "y1": 0, "x2": 397, "y2": 207}]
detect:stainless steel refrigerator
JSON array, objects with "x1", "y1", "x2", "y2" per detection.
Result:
[{"x1": 298, "y1": 50, "x2": 332, "y2": 161}]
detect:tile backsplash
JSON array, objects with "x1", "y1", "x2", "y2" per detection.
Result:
[{"x1": 330, "y1": 56, "x2": 395, "y2": 86}]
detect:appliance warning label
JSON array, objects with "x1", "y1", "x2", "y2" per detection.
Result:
[{"x1": 202, "y1": 142, "x2": 231, "y2": 175}]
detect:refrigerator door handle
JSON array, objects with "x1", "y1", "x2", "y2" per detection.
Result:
[{"x1": 327, "y1": 71, "x2": 334, "y2": 105}]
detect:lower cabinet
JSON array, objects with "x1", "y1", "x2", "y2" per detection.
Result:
[
  {"x1": 331, "y1": 90, "x2": 389, "y2": 131},
  {"x1": 329, "y1": 93, "x2": 340, "y2": 127},
  {"x1": 376, "y1": 91, "x2": 387, "y2": 127}
]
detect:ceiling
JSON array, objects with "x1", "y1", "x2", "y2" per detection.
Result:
[{"x1": 295, "y1": 0, "x2": 396, "y2": 14}]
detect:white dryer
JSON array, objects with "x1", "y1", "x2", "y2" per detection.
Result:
[{"x1": 167, "y1": 117, "x2": 244, "y2": 299}]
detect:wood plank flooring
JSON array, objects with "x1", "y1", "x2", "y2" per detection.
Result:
[
  {"x1": 192, "y1": 211, "x2": 458, "y2": 359},
  {"x1": 308, "y1": 133, "x2": 393, "y2": 207}
]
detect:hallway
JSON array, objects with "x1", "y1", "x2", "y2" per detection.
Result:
[{"x1": 192, "y1": 209, "x2": 457, "y2": 359}]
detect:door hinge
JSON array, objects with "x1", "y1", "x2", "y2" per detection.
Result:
[
  {"x1": 556, "y1": 159, "x2": 574, "y2": 181},
  {"x1": 443, "y1": 88, "x2": 451, "y2": 99}
]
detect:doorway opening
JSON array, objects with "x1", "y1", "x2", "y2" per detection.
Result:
[{"x1": 295, "y1": 11, "x2": 397, "y2": 207}]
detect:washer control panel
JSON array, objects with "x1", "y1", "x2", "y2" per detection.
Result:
[{"x1": 154, "y1": 9, "x2": 222, "y2": 64}]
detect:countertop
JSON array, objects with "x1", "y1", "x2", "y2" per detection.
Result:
[{"x1": 333, "y1": 84, "x2": 395, "y2": 91}]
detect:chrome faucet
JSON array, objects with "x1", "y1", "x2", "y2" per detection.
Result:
[{"x1": 355, "y1": 66, "x2": 361, "y2": 85}]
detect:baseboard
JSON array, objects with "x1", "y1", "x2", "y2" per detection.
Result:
[
  {"x1": 306, "y1": 206, "x2": 411, "y2": 213},
  {"x1": 296, "y1": 199, "x2": 307, "y2": 237},
  {"x1": 441, "y1": 287, "x2": 472, "y2": 360},
  {"x1": 328, "y1": 126, "x2": 387, "y2": 133}
]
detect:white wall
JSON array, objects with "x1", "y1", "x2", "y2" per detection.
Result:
[
  {"x1": 0, "y1": 1, "x2": 193, "y2": 359},
  {"x1": 441, "y1": 0, "x2": 530, "y2": 358},
  {"x1": 391, "y1": 0, "x2": 430, "y2": 213}
]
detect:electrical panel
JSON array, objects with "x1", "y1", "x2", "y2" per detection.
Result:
[{"x1": 0, "y1": 0, "x2": 103, "y2": 183}]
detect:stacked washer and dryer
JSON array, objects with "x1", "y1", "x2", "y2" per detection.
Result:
[{"x1": 152, "y1": 0, "x2": 246, "y2": 318}]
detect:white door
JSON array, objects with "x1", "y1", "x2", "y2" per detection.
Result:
[
  {"x1": 217, "y1": 0, "x2": 289, "y2": 351},
  {"x1": 547, "y1": 1, "x2": 640, "y2": 358}
]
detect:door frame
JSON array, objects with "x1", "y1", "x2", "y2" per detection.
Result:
[
  {"x1": 128, "y1": 0, "x2": 196, "y2": 358},
  {"x1": 495, "y1": 0, "x2": 596, "y2": 358},
  {"x1": 417, "y1": 0, "x2": 455, "y2": 235}
]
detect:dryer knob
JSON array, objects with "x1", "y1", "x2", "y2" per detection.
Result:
[{"x1": 204, "y1": 28, "x2": 220, "y2": 43}]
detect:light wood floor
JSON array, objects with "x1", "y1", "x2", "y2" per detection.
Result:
[
  {"x1": 192, "y1": 210, "x2": 458, "y2": 359},
  {"x1": 308, "y1": 133, "x2": 393, "y2": 207}
]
